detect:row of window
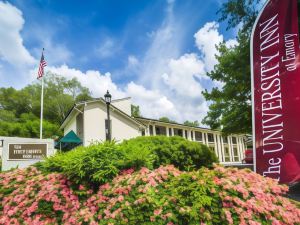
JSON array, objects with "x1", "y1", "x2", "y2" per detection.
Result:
[
  {"x1": 146, "y1": 125, "x2": 238, "y2": 144},
  {"x1": 146, "y1": 124, "x2": 241, "y2": 162},
  {"x1": 210, "y1": 146, "x2": 240, "y2": 162}
]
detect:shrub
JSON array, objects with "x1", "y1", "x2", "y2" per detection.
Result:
[
  {"x1": 81, "y1": 165, "x2": 300, "y2": 224},
  {"x1": 36, "y1": 136, "x2": 218, "y2": 187},
  {"x1": 119, "y1": 136, "x2": 218, "y2": 171},
  {"x1": 1, "y1": 165, "x2": 300, "y2": 224},
  {"x1": 0, "y1": 167, "x2": 85, "y2": 224},
  {"x1": 36, "y1": 141, "x2": 124, "y2": 187}
]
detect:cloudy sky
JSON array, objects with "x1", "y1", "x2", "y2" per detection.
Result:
[{"x1": 0, "y1": 0, "x2": 237, "y2": 124}]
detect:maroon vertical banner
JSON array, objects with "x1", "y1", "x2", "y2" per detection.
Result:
[{"x1": 251, "y1": 0, "x2": 300, "y2": 183}]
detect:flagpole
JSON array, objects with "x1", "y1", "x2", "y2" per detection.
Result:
[
  {"x1": 40, "y1": 74, "x2": 44, "y2": 139},
  {"x1": 39, "y1": 48, "x2": 46, "y2": 140}
]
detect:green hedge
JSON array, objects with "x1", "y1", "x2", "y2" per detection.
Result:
[
  {"x1": 36, "y1": 142, "x2": 124, "y2": 187},
  {"x1": 36, "y1": 136, "x2": 218, "y2": 187},
  {"x1": 119, "y1": 136, "x2": 218, "y2": 170}
]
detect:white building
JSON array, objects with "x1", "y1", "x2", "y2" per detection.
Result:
[{"x1": 61, "y1": 97, "x2": 247, "y2": 164}]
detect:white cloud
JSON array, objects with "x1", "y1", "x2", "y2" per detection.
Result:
[
  {"x1": 225, "y1": 39, "x2": 238, "y2": 48},
  {"x1": 194, "y1": 22, "x2": 222, "y2": 72},
  {"x1": 28, "y1": 25, "x2": 72, "y2": 65},
  {"x1": 96, "y1": 38, "x2": 117, "y2": 59},
  {"x1": 41, "y1": 40, "x2": 71, "y2": 65},
  {"x1": 0, "y1": 1, "x2": 35, "y2": 65},
  {"x1": 127, "y1": 55, "x2": 139, "y2": 67},
  {"x1": 194, "y1": 21, "x2": 236, "y2": 72},
  {"x1": 138, "y1": 0, "x2": 181, "y2": 88},
  {"x1": 31, "y1": 64, "x2": 126, "y2": 99},
  {"x1": 1, "y1": 1, "x2": 237, "y2": 126},
  {"x1": 126, "y1": 82, "x2": 177, "y2": 119},
  {"x1": 163, "y1": 53, "x2": 206, "y2": 98}
]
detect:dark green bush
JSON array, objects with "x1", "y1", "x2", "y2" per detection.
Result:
[
  {"x1": 37, "y1": 136, "x2": 218, "y2": 187},
  {"x1": 37, "y1": 141, "x2": 124, "y2": 186},
  {"x1": 119, "y1": 136, "x2": 218, "y2": 171}
]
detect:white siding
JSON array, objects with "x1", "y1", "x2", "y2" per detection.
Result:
[
  {"x1": 111, "y1": 98, "x2": 131, "y2": 116},
  {"x1": 64, "y1": 115, "x2": 77, "y2": 136},
  {"x1": 83, "y1": 102, "x2": 141, "y2": 146},
  {"x1": 110, "y1": 109, "x2": 141, "y2": 141}
]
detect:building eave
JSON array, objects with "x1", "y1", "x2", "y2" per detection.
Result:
[
  {"x1": 135, "y1": 117, "x2": 219, "y2": 132},
  {"x1": 60, "y1": 98, "x2": 146, "y2": 130}
]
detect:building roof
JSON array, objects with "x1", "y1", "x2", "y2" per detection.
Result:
[
  {"x1": 60, "y1": 98, "x2": 146, "y2": 129},
  {"x1": 134, "y1": 116, "x2": 220, "y2": 132},
  {"x1": 111, "y1": 97, "x2": 131, "y2": 103},
  {"x1": 61, "y1": 99, "x2": 244, "y2": 136}
]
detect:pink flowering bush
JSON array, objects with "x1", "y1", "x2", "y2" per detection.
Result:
[
  {"x1": 1, "y1": 165, "x2": 300, "y2": 224},
  {"x1": 0, "y1": 167, "x2": 92, "y2": 224},
  {"x1": 80, "y1": 165, "x2": 300, "y2": 225}
]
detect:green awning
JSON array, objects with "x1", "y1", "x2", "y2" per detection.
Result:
[{"x1": 55, "y1": 130, "x2": 82, "y2": 151}]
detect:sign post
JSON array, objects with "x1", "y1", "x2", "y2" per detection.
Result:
[{"x1": 251, "y1": 0, "x2": 300, "y2": 183}]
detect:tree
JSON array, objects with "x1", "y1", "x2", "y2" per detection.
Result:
[
  {"x1": 183, "y1": 120, "x2": 200, "y2": 127},
  {"x1": 131, "y1": 105, "x2": 141, "y2": 117},
  {"x1": 202, "y1": 0, "x2": 263, "y2": 134},
  {"x1": 0, "y1": 72, "x2": 92, "y2": 138},
  {"x1": 217, "y1": 0, "x2": 262, "y2": 35},
  {"x1": 159, "y1": 117, "x2": 177, "y2": 123}
]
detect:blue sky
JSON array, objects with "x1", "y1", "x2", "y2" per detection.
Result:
[{"x1": 0, "y1": 0, "x2": 238, "y2": 123}]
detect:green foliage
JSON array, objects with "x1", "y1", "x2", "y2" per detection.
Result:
[
  {"x1": 1, "y1": 165, "x2": 299, "y2": 224},
  {"x1": 153, "y1": 170, "x2": 222, "y2": 224},
  {"x1": 119, "y1": 140, "x2": 155, "y2": 170},
  {"x1": 183, "y1": 120, "x2": 199, "y2": 127},
  {"x1": 131, "y1": 104, "x2": 141, "y2": 117},
  {"x1": 202, "y1": 32, "x2": 252, "y2": 134},
  {"x1": 217, "y1": 0, "x2": 262, "y2": 34},
  {"x1": 0, "y1": 113, "x2": 61, "y2": 138},
  {"x1": 37, "y1": 136, "x2": 218, "y2": 187},
  {"x1": 37, "y1": 142, "x2": 123, "y2": 187},
  {"x1": 202, "y1": 0, "x2": 264, "y2": 134},
  {"x1": 120, "y1": 136, "x2": 218, "y2": 171},
  {"x1": 36, "y1": 200, "x2": 55, "y2": 217},
  {"x1": 158, "y1": 117, "x2": 177, "y2": 123},
  {"x1": 0, "y1": 72, "x2": 92, "y2": 138}
]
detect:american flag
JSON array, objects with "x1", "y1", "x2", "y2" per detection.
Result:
[{"x1": 37, "y1": 51, "x2": 47, "y2": 79}]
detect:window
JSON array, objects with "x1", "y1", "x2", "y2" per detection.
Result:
[
  {"x1": 195, "y1": 131, "x2": 202, "y2": 142},
  {"x1": 149, "y1": 125, "x2": 153, "y2": 136},
  {"x1": 232, "y1": 137, "x2": 237, "y2": 144},
  {"x1": 191, "y1": 131, "x2": 194, "y2": 140},
  {"x1": 155, "y1": 126, "x2": 167, "y2": 135},
  {"x1": 222, "y1": 136, "x2": 228, "y2": 143},
  {"x1": 224, "y1": 147, "x2": 230, "y2": 162},
  {"x1": 173, "y1": 128, "x2": 183, "y2": 137},
  {"x1": 233, "y1": 147, "x2": 239, "y2": 161},
  {"x1": 169, "y1": 128, "x2": 172, "y2": 136},
  {"x1": 209, "y1": 146, "x2": 215, "y2": 152},
  {"x1": 142, "y1": 130, "x2": 145, "y2": 136},
  {"x1": 185, "y1": 130, "x2": 188, "y2": 139},
  {"x1": 207, "y1": 133, "x2": 214, "y2": 143}
]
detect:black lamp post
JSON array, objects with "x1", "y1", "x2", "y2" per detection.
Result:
[{"x1": 104, "y1": 90, "x2": 112, "y2": 141}]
